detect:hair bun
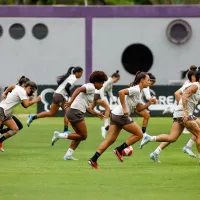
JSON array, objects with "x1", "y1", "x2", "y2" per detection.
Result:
[
  {"x1": 190, "y1": 65, "x2": 197, "y2": 71},
  {"x1": 116, "y1": 70, "x2": 119, "y2": 74},
  {"x1": 135, "y1": 71, "x2": 141, "y2": 76}
]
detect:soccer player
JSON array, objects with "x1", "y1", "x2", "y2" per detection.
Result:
[
  {"x1": 27, "y1": 66, "x2": 83, "y2": 133},
  {"x1": 51, "y1": 71, "x2": 108, "y2": 160},
  {"x1": 140, "y1": 70, "x2": 200, "y2": 164},
  {"x1": 90, "y1": 70, "x2": 120, "y2": 138},
  {"x1": 88, "y1": 72, "x2": 156, "y2": 169},
  {"x1": 0, "y1": 76, "x2": 31, "y2": 152},
  {"x1": 0, "y1": 81, "x2": 40, "y2": 147}
]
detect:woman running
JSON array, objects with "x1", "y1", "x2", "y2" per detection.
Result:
[
  {"x1": 90, "y1": 70, "x2": 120, "y2": 139},
  {"x1": 27, "y1": 66, "x2": 83, "y2": 133},
  {"x1": 88, "y1": 72, "x2": 156, "y2": 169},
  {"x1": 140, "y1": 70, "x2": 200, "y2": 164},
  {"x1": 51, "y1": 71, "x2": 108, "y2": 160},
  {"x1": 0, "y1": 81, "x2": 40, "y2": 148},
  {"x1": 0, "y1": 76, "x2": 31, "y2": 152}
]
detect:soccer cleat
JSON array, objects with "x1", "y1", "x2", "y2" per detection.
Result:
[
  {"x1": 51, "y1": 131, "x2": 60, "y2": 146},
  {"x1": 0, "y1": 143, "x2": 4, "y2": 152},
  {"x1": 88, "y1": 159, "x2": 98, "y2": 169},
  {"x1": 101, "y1": 126, "x2": 107, "y2": 139},
  {"x1": 27, "y1": 114, "x2": 34, "y2": 127},
  {"x1": 64, "y1": 130, "x2": 71, "y2": 134},
  {"x1": 63, "y1": 154, "x2": 78, "y2": 161},
  {"x1": 113, "y1": 149, "x2": 123, "y2": 162},
  {"x1": 150, "y1": 152, "x2": 160, "y2": 163},
  {"x1": 162, "y1": 107, "x2": 171, "y2": 115},
  {"x1": 140, "y1": 135, "x2": 151, "y2": 149},
  {"x1": 182, "y1": 146, "x2": 196, "y2": 158}
]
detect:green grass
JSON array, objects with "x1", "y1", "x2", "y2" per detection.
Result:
[{"x1": 1, "y1": 117, "x2": 200, "y2": 200}]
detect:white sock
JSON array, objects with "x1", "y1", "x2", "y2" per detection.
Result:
[
  {"x1": 65, "y1": 148, "x2": 74, "y2": 157},
  {"x1": 58, "y1": 133, "x2": 69, "y2": 139},
  {"x1": 154, "y1": 146, "x2": 162, "y2": 155},
  {"x1": 104, "y1": 118, "x2": 109, "y2": 127},
  {"x1": 186, "y1": 139, "x2": 194, "y2": 148},
  {"x1": 150, "y1": 136, "x2": 156, "y2": 141}
]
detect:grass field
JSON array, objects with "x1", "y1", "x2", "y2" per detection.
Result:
[{"x1": 1, "y1": 117, "x2": 200, "y2": 200}]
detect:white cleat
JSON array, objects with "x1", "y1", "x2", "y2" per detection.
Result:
[
  {"x1": 63, "y1": 154, "x2": 78, "y2": 161},
  {"x1": 150, "y1": 152, "x2": 160, "y2": 163},
  {"x1": 162, "y1": 107, "x2": 171, "y2": 115},
  {"x1": 0, "y1": 146, "x2": 5, "y2": 152},
  {"x1": 101, "y1": 126, "x2": 107, "y2": 139},
  {"x1": 140, "y1": 135, "x2": 151, "y2": 149},
  {"x1": 182, "y1": 146, "x2": 196, "y2": 158},
  {"x1": 51, "y1": 131, "x2": 59, "y2": 146}
]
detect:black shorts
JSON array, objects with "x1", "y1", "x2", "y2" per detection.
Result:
[
  {"x1": 110, "y1": 113, "x2": 133, "y2": 128},
  {"x1": 173, "y1": 115, "x2": 197, "y2": 125},
  {"x1": 66, "y1": 108, "x2": 85, "y2": 126},
  {"x1": 52, "y1": 93, "x2": 66, "y2": 106}
]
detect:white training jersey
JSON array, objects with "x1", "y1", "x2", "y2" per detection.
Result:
[
  {"x1": 174, "y1": 82, "x2": 200, "y2": 118},
  {"x1": 183, "y1": 79, "x2": 190, "y2": 86},
  {"x1": 0, "y1": 85, "x2": 28, "y2": 115},
  {"x1": 140, "y1": 86, "x2": 151, "y2": 103},
  {"x1": 70, "y1": 83, "x2": 95, "y2": 113},
  {"x1": 55, "y1": 74, "x2": 77, "y2": 97},
  {"x1": 112, "y1": 85, "x2": 142, "y2": 116},
  {"x1": 95, "y1": 77, "x2": 115, "y2": 101}
]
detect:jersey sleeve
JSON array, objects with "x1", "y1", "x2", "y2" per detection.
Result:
[
  {"x1": 84, "y1": 83, "x2": 95, "y2": 94},
  {"x1": 142, "y1": 87, "x2": 151, "y2": 100},
  {"x1": 67, "y1": 76, "x2": 77, "y2": 87},
  {"x1": 128, "y1": 87, "x2": 139, "y2": 96},
  {"x1": 17, "y1": 87, "x2": 28, "y2": 100}
]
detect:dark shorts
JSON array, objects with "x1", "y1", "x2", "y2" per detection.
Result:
[
  {"x1": 110, "y1": 113, "x2": 133, "y2": 128},
  {"x1": 0, "y1": 107, "x2": 13, "y2": 122},
  {"x1": 173, "y1": 115, "x2": 197, "y2": 125},
  {"x1": 94, "y1": 93, "x2": 101, "y2": 101},
  {"x1": 66, "y1": 108, "x2": 85, "y2": 126},
  {"x1": 52, "y1": 93, "x2": 66, "y2": 106}
]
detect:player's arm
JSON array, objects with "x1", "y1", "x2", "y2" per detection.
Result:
[
  {"x1": 64, "y1": 83, "x2": 71, "y2": 96},
  {"x1": 2, "y1": 84, "x2": 16, "y2": 99},
  {"x1": 174, "y1": 89, "x2": 183, "y2": 104},
  {"x1": 22, "y1": 96, "x2": 41, "y2": 108},
  {"x1": 182, "y1": 85, "x2": 198, "y2": 116},
  {"x1": 136, "y1": 98, "x2": 156, "y2": 112}
]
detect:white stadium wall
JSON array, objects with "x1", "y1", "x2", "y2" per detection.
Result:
[{"x1": 0, "y1": 6, "x2": 200, "y2": 86}]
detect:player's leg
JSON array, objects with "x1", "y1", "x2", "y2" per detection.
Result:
[{"x1": 137, "y1": 109, "x2": 150, "y2": 135}]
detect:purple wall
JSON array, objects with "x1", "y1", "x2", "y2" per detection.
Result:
[{"x1": 1, "y1": 5, "x2": 200, "y2": 81}]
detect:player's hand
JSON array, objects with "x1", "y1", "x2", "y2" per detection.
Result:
[
  {"x1": 123, "y1": 107, "x2": 129, "y2": 116},
  {"x1": 149, "y1": 97, "x2": 157, "y2": 105},
  {"x1": 183, "y1": 115, "x2": 189, "y2": 123},
  {"x1": 36, "y1": 96, "x2": 41, "y2": 102},
  {"x1": 64, "y1": 101, "x2": 72, "y2": 110},
  {"x1": 2, "y1": 92, "x2": 7, "y2": 99},
  {"x1": 96, "y1": 112, "x2": 106, "y2": 120}
]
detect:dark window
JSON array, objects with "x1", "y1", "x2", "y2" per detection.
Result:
[
  {"x1": 32, "y1": 23, "x2": 48, "y2": 40},
  {"x1": 9, "y1": 23, "x2": 25, "y2": 40},
  {"x1": 121, "y1": 43, "x2": 153, "y2": 75},
  {"x1": 0, "y1": 25, "x2": 3, "y2": 37},
  {"x1": 166, "y1": 19, "x2": 192, "y2": 45}
]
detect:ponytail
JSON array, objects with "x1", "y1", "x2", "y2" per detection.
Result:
[
  {"x1": 130, "y1": 71, "x2": 147, "y2": 87},
  {"x1": 56, "y1": 67, "x2": 75, "y2": 86},
  {"x1": 181, "y1": 65, "x2": 197, "y2": 80},
  {"x1": 111, "y1": 70, "x2": 120, "y2": 78},
  {"x1": 18, "y1": 76, "x2": 30, "y2": 86}
]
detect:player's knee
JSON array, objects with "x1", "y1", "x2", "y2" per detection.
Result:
[
  {"x1": 169, "y1": 136, "x2": 177, "y2": 142},
  {"x1": 81, "y1": 134, "x2": 88, "y2": 140},
  {"x1": 138, "y1": 133, "x2": 143, "y2": 140},
  {"x1": 144, "y1": 113, "x2": 150, "y2": 120}
]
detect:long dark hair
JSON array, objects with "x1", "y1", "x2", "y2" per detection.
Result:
[
  {"x1": 111, "y1": 70, "x2": 120, "y2": 78},
  {"x1": 181, "y1": 65, "x2": 197, "y2": 80},
  {"x1": 18, "y1": 76, "x2": 30, "y2": 86},
  {"x1": 147, "y1": 73, "x2": 156, "y2": 81},
  {"x1": 56, "y1": 66, "x2": 83, "y2": 86},
  {"x1": 130, "y1": 71, "x2": 147, "y2": 87}
]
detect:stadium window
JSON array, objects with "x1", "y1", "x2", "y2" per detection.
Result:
[
  {"x1": 32, "y1": 23, "x2": 48, "y2": 40},
  {"x1": 121, "y1": 43, "x2": 153, "y2": 75},
  {"x1": 0, "y1": 25, "x2": 3, "y2": 37},
  {"x1": 9, "y1": 23, "x2": 25, "y2": 40},
  {"x1": 166, "y1": 19, "x2": 192, "y2": 45}
]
